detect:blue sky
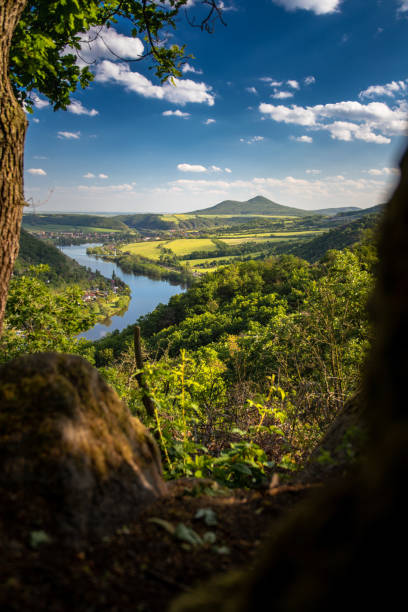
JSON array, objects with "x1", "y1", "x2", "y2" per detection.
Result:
[{"x1": 24, "y1": 0, "x2": 408, "y2": 214}]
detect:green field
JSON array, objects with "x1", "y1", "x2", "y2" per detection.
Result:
[
  {"x1": 121, "y1": 238, "x2": 219, "y2": 259},
  {"x1": 120, "y1": 232, "x2": 321, "y2": 268}
]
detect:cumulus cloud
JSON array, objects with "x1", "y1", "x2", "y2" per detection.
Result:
[
  {"x1": 163, "y1": 109, "x2": 191, "y2": 118},
  {"x1": 182, "y1": 63, "x2": 203, "y2": 75},
  {"x1": 272, "y1": 90, "x2": 294, "y2": 99},
  {"x1": 291, "y1": 135, "x2": 313, "y2": 143},
  {"x1": 70, "y1": 26, "x2": 144, "y2": 65},
  {"x1": 32, "y1": 118, "x2": 40, "y2": 123},
  {"x1": 304, "y1": 75, "x2": 316, "y2": 85},
  {"x1": 57, "y1": 131, "x2": 81, "y2": 139},
  {"x1": 83, "y1": 172, "x2": 95, "y2": 179},
  {"x1": 27, "y1": 168, "x2": 47, "y2": 176},
  {"x1": 95, "y1": 60, "x2": 214, "y2": 106},
  {"x1": 99, "y1": 173, "x2": 108, "y2": 179},
  {"x1": 204, "y1": 118, "x2": 216, "y2": 124},
  {"x1": 359, "y1": 79, "x2": 408, "y2": 99},
  {"x1": 177, "y1": 163, "x2": 207, "y2": 173},
  {"x1": 398, "y1": 1, "x2": 408, "y2": 12},
  {"x1": 259, "y1": 99, "x2": 407, "y2": 144},
  {"x1": 210, "y1": 165, "x2": 223, "y2": 172},
  {"x1": 261, "y1": 77, "x2": 283, "y2": 86},
  {"x1": 306, "y1": 168, "x2": 321, "y2": 174},
  {"x1": 367, "y1": 167, "x2": 399, "y2": 176},
  {"x1": 32, "y1": 95, "x2": 49, "y2": 109},
  {"x1": 240, "y1": 136, "x2": 264, "y2": 144},
  {"x1": 287, "y1": 80, "x2": 300, "y2": 90},
  {"x1": 271, "y1": 0, "x2": 342, "y2": 15},
  {"x1": 68, "y1": 99, "x2": 99, "y2": 116},
  {"x1": 225, "y1": 168, "x2": 232, "y2": 173},
  {"x1": 246, "y1": 87, "x2": 258, "y2": 94}
]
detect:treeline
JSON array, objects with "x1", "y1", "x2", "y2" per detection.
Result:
[
  {"x1": 273, "y1": 214, "x2": 380, "y2": 263},
  {"x1": 115, "y1": 253, "x2": 194, "y2": 286},
  {"x1": 22, "y1": 213, "x2": 128, "y2": 230},
  {"x1": 15, "y1": 230, "x2": 123, "y2": 291}
]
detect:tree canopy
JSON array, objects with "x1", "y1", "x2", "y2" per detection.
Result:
[{"x1": 10, "y1": 0, "x2": 223, "y2": 111}]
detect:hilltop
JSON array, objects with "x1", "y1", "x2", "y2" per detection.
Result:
[{"x1": 193, "y1": 195, "x2": 319, "y2": 217}]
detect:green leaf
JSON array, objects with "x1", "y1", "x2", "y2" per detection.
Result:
[{"x1": 195, "y1": 508, "x2": 218, "y2": 527}]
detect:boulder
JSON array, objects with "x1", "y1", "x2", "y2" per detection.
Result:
[{"x1": 0, "y1": 352, "x2": 166, "y2": 545}]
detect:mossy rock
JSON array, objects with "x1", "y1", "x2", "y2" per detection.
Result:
[{"x1": 0, "y1": 352, "x2": 166, "y2": 545}]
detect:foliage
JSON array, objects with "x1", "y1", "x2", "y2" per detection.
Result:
[
  {"x1": 0, "y1": 266, "x2": 95, "y2": 363},
  {"x1": 10, "y1": 0, "x2": 197, "y2": 111}
]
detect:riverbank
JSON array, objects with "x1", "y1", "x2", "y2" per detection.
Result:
[
  {"x1": 60, "y1": 244, "x2": 185, "y2": 341},
  {"x1": 87, "y1": 290, "x2": 131, "y2": 322},
  {"x1": 86, "y1": 245, "x2": 196, "y2": 287}
]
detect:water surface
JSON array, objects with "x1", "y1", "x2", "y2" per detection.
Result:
[{"x1": 60, "y1": 244, "x2": 184, "y2": 341}]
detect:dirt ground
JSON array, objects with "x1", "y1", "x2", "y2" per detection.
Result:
[{"x1": 0, "y1": 479, "x2": 317, "y2": 611}]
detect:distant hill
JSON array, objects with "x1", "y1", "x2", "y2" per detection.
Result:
[
  {"x1": 325, "y1": 204, "x2": 384, "y2": 227},
  {"x1": 312, "y1": 207, "x2": 361, "y2": 216},
  {"x1": 22, "y1": 213, "x2": 128, "y2": 231},
  {"x1": 193, "y1": 195, "x2": 319, "y2": 217}
]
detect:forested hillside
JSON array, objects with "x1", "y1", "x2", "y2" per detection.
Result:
[
  {"x1": 15, "y1": 229, "x2": 113, "y2": 287},
  {"x1": 91, "y1": 227, "x2": 377, "y2": 485},
  {"x1": 274, "y1": 214, "x2": 380, "y2": 262}
]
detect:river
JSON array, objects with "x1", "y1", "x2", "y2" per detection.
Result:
[{"x1": 60, "y1": 244, "x2": 184, "y2": 341}]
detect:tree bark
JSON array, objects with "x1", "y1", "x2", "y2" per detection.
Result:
[{"x1": 0, "y1": 0, "x2": 28, "y2": 334}]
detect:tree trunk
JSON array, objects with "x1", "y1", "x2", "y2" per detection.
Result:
[{"x1": 0, "y1": 0, "x2": 28, "y2": 334}]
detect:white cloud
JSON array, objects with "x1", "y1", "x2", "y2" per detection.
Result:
[
  {"x1": 272, "y1": 90, "x2": 294, "y2": 99},
  {"x1": 72, "y1": 26, "x2": 144, "y2": 65},
  {"x1": 359, "y1": 79, "x2": 408, "y2": 99},
  {"x1": 99, "y1": 173, "x2": 108, "y2": 179},
  {"x1": 163, "y1": 109, "x2": 191, "y2": 118},
  {"x1": 271, "y1": 0, "x2": 341, "y2": 15},
  {"x1": 287, "y1": 79, "x2": 300, "y2": 90},
  {"x1": 367, "y1": 167, "x2": 399, "y2": 176},
  {"x1": 177, "y1": 163, "x2": 207, "y2": 173},
  {"x1": 204, "y1": 118, "x2": 216, "y2": 125},
  {"x1": 261, "y1": 77, "x2": 283, "y2": 86},
  {"x1": 398, "y1": 1, "x2": 408, "y2": 13},
  {"x1": 225, "y1": 168, "x2": 232, "y2": 173},
  {"x1": 68, "y1": 99, "x2": 99, "y2": 116},
  {"x1": 32, "y1": 95, "x2": 49, "y2": 109},
  {"x1": 210, "y1": 165, "x2": 223, "y2": 172},
  {"x1": 182, "y1": 63, "x2": 203, "y2": 75},
  {"x1": 32, "y1": 118, "x2": 40, "y2": 123},
  {"x1": 57, "y1": 131, "x2": 81, "y2": 139},
  {"x1": 246, "y1": 87, "x2": 258, "y2": 94},
  {"x1": 240, "y1": 136, "x2": 264, "y2": 144},
  {"x1": 291, "y1": 135, "x2": 313, "y2": 143},
  {"x1": 169, "y1": 173, "x2": 390, "y2": 209},
  {"x1": 259, "y1": 99, "x2": 407, "y2": 144},
  {"x1": 304, "y1": 75, "x2": 316, "y2": 86},
  {"x1": 95, "y1": 60, "x2": 214, "y2": 106},
  {"x1": 83, "y1": 172, "x2": 95, "y2": 179},
  {"x1": 78, "y1": 183, "x2": 134, "y2": 193},
  {"x1": 27, "y1": 168, "x2": 47, "y2": 176},
  {"x1": 306, "y1": 169, "x2": 321, "y2": 174}
]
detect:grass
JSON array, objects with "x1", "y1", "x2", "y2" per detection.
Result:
[{"x1": 120, "y1": 240, "x2": 167, "y2": 260}]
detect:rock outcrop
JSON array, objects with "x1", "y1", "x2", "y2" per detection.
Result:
[{"x1": 0, "y1": 352, "x2": 166, "y2": 545}]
